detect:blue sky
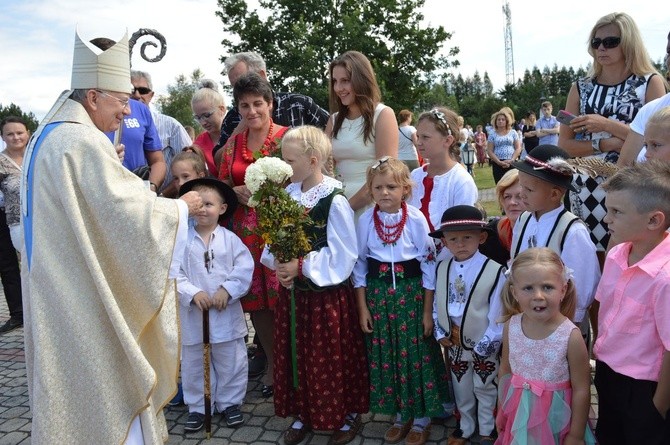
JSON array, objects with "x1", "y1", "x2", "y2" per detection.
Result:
[{"x1": 1, "y1": 0, "x2": 668, "y2": 120}]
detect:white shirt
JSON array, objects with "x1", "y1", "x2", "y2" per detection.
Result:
[
  {"x1": 512, "y1": 206, "x2": 600, "y2": 322},
  {"x1": 407, "y1": 164, "x2": 479, "y2": 230},
  {"x1": 353, "y1": 204, "x2": 437, "y2": 290},
  {"x1": 432, "y1": 251, "x2": 505, "y2": 357},
  {"x1": 629, "y1": 93, "x2": 670, "y2": 162},
  {"x1": 261, "y1": 176, "x2": 358, "y2": 287},
  {"x1": 177, "y1": 225, "x2": 253, "y2": 345}
]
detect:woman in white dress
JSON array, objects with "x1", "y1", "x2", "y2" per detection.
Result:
[{"x1": 326, "y1": 51, "x2": 398, "y2": 220}]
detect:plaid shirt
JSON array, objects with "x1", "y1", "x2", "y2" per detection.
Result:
[{"x1": 215, "y1": 91, "x2": 329, "y2": 153}]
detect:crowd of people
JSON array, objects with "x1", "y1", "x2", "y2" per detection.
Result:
[{"x1": 1, "y1": 9, "x2": 670, "y2": 445}]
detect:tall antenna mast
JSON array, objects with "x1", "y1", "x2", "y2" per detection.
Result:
[{"x1": 502, "y1": 0, "x2": 515, "y2": 85}]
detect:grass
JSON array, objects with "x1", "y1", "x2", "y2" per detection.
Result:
[{"x1": 471, "y1": 163, "x2": 502, "y2": 218}]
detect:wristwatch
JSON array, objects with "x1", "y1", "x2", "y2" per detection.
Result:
[{"x1": 591, "y1": 139, "x2": 601, "y2": 154}]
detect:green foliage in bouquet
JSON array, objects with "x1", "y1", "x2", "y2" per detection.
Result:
[{"x1": 245, "y1": 157, "x2": 312, "y2": 263}]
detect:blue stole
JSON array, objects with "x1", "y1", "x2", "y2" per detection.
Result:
[{"x1": 24, "y1": 122, "x2": 61, "y2": 269}]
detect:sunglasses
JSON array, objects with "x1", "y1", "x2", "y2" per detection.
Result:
[
  {"x1": 193, "y1": 111, "x2": 215, "y2": 121},
  {"x1": 590, "y1": 36, "x2": 621, "y2": 50},
  {"x1": 132, "y1": 86, "x2": 152, "y2": 95}
]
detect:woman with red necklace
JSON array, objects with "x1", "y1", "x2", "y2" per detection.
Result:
[
  {"x1": 353, "y1": 157, "x2": 448, "y2": 445},
  {"x1": 218, "y1": 72, "x2": 289, "y2": 396}
]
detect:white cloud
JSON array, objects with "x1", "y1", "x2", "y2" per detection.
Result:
[{"x1": 0, "y1": 0, "x2": 668, "y2": 120}]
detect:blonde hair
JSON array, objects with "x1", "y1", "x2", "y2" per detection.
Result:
[
  {"x1": 191, "y1": 79, "x2": 226, "y2": 108},
  {"x1": 587, "y1": 12, "x2": 662, "y2": 82},
  {"x1": 281, "y1": 126, "x2": 332, "y2": 168},
  {"x1": 491, "y1": 109, "x2": 513, "y2": 131},
  {"x1": 602, "y1": 160, "x2": 670, "y2": 229},
  {"x1": 646, "y1": 105, "x2": 670, "y2": 132},
  {"x1": 500, "y1": 248, "x2": 576, "y2": 322},
  {"x1": 417, "y1": 107, "x2": 461, "y2": 160},
  {"x1": 495, "y1": 169, "x2": 520, "y2": 208},
  {"x1": 365, "y1": 157, "x2": 413, "y2": 201}
]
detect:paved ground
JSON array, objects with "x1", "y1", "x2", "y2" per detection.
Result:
[{"x1": 0, "y1": 185, "x2": 599, "y2": 444}]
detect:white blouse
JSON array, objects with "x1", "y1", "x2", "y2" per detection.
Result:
[
  {"x1": 261, "y1": 176, "x2": 358, "y2": 287},
  {"x1": 353, "y1": 204, "x2": 436, "y2": 290}
]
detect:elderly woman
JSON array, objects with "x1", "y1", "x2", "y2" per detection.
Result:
[
  {"x1": 218, "y1": 72, "x2": 290, "y2": 398},
  {"x1": 479, "y1": 169, "x2": 523, "y2": 265},
  {"x1": 191, "y1": 79, "x2": 227, "y2": 174}
]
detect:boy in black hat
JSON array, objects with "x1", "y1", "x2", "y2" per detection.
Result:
[
  {"x1": 511, "y1": 144, "x2": 600, "y2": 337},
  {"x1": 177, "y1": 178, "x2": 254, "y2": 431},
  {"x1": 430, "y1": 205, "x2": 506, "y2": 445}
]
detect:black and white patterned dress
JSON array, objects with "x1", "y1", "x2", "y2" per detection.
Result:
[{"x1": 570, "y1": 73, "x2": 656, "y2": 251}]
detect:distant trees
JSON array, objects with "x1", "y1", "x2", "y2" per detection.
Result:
[{"x1": 0, "y1": 103, "x2": 39, "y2": 132}]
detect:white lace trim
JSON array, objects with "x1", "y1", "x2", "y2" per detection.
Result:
[{"x1": 287, "y1": 176, "x2": 343, "y2": 209}]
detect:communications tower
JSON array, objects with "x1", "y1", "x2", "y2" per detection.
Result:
[{"x1": 502, "y1": 0, "x2": 515, "y2": 85}]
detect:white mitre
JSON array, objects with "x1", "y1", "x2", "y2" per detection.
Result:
[{"x1": 71, "y1": 29, "x2": 132, "y2": 94}]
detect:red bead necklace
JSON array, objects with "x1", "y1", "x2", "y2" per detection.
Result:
[
  {"x1": 241, "y1": 119, "x2": 275, "y2": 162},
  {"x1": 373, "y1": 201, "x2": 408, "y2": 245}
]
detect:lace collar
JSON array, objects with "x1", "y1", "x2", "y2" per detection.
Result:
[{"x1": 287, "y1": 176, "x2": 342, "y2": 209}]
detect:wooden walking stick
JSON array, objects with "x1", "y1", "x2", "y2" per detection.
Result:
[{"x1": 203, "y1": 309, "x2": 212, "y2": 439}]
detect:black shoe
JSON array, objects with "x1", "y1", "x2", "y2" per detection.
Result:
[
  {"x1": 261, "y1": 384, "x2": 274, "y2": 398},
  {"x1": 223, "y1": 404, "x2": 244, "y2": 427},
  {"x1": 248, "y1": 348, "x2": 267, "y2": 378},
  {"x1": 0, "y1": 318, "x2": 22, "y2": 334},
  {"x1": 184, "y1": 412, "x2": 205, "y2": 432}
]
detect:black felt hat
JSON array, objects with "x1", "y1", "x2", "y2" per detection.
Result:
[
  {"x1": 512, "y1": 144, "x2": 577, "y2": 192},
  {"x1": 429, "y1": 205, "x2": 489, "y2": 238},
  {"x1": 179, "y1": 177, "x2": 238, "y2": 221}
]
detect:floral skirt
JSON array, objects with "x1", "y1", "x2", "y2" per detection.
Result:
[
  {"x1": 365, "y1": 275, "x2": 449, "y2": 418},
  {"x1": 273, "y1": 283, "x2": 369, "y2": 430}
]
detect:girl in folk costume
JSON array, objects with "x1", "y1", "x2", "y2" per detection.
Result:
[
  {"x1": 260, "y1": 126, "x2": 369, "y2": 445},
  {"x1": 430, "y1": 205, "x2": 506, "y2": 445},
  {"x1": 354, "y1": 157, "x2": 448, "y2": 445},
  {"x1": 407, "y1": 108, "x2": 478, "y2": 250},
  {"x1": 496, "y1": 248, "x2": 596, "y2": 445}
]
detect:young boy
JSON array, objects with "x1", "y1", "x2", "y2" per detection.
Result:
[
  {"x1": 430, "y1": 205, "x2": 506, "y2": 445},
  {"x1": 177, "y1": 178, "x2": 254, "y2": 431},
  {"x1": 594, "y1": 161, "x2": 670, "y2": 444},
  {"x1": 511, "y1": 144, "x2": 600, "y2": 336}
]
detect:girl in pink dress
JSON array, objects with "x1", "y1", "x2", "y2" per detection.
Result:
[{"x1": 496, "y1": 248, "x2": 596, "y2": 445}]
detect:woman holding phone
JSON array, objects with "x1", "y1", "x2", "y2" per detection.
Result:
[{"x1": 558, "y1": 12, "x2": 665, "y2": 254}]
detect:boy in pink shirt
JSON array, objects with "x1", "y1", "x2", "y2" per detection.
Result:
[{"x1": 594, "y1": 160, "x2": 670, "y2": 444}]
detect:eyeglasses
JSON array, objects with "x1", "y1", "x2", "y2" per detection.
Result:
[
  {"x1": 590, "y1": 36, "x2": 621, "y2": 50},
  {"x1": 193, "y1": 111, "x2": 215, "y2": 121},
  {"x1": 132, "y1": 86, "x2": 152, "y2": 95},
  {"x1": 371, "y1": 156, "x2": 391, "y2": 170},
  {"x1": 95, "y1": 90, "x2": 130, "y2": 109}
]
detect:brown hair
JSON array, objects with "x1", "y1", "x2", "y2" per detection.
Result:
[
  {"x1": 417, "y1": 107, "x2": 461, "y2": 160},
  {"x1": 172, "y1": 146, "x2": 208, "y2": 177},
  {"x1": 329, "y1": 51, "x2": 381, "y2": 144},
  {"x1": 500, "y1": 247, "x2": 576, "y2": 322}
]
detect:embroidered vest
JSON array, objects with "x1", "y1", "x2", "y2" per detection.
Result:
[
  {"x1": 435, "y1": 258, "x2": 504, "y2": 350},
  {"x1": 293, "y1": 189, "x2": 344, "y2": 292},
  {"x1": 510, "y1": 209, "x2": 581, "y2": 258}
]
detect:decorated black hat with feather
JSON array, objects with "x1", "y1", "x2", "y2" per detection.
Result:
[{"x1": 512, "y1": 145, "x2": 577, "y2": 192}]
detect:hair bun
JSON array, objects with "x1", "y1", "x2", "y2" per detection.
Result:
[{"x1": 198, "y1": 79, "x2": 220, "y2": 92}]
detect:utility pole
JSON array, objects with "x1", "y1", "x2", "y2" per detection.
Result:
[{"x1": 502, "y1": 0, "x2": 515, "y2": 85}]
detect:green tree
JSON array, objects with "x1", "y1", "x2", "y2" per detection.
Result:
[
  {"x1": 215, "y1": 0, "x2": 457, "y2": 112},
  {"x1": 156, "y1": 69, "x2": 205, "y2": 131},
  {"x1": 0, "y1": 103, "x2": 39, "y2": 132}
]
